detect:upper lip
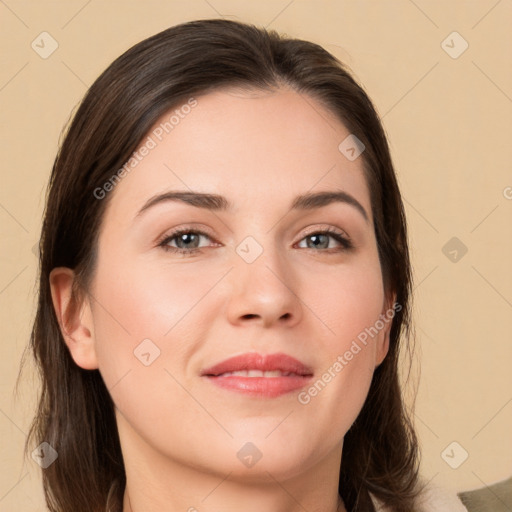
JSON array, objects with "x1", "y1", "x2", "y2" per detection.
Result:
[{"x1": 201, "y1": 352, "x2": 313, "y2": 377}]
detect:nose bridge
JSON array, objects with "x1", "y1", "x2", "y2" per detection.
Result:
[{"x1": 226, "y1": 232, "x2": 302, "y2": 326}]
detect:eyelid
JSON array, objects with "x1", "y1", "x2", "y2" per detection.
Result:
[
  {"x1": 297, "y1": 224, "x2": 351, "y2": 241},
  {"x1": 156, "y1": 224, "x2": 216, "y2": 243}
]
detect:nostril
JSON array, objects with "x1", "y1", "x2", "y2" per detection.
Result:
[{"x1": 242, "y1": 314, "x2": 259, "y2": 320}]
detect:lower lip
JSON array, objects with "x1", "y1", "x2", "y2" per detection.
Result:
[{"x1": 204, "y1": 375, "x2": 313, "y2": 397}]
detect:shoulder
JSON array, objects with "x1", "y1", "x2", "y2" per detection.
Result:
[{"x1": 370, "y1": 478, "x2": 469, "y2": 512}]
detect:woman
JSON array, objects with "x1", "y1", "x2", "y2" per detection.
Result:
[{"x1": 23, "y1": 18, "x2": 468, "y2": 512}]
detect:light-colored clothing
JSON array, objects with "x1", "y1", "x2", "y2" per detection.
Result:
[{"x1": 371, "y1": 480, "x2": 469, "y2": 511}]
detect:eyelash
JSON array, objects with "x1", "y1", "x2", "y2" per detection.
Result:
[{"x1": 157, "y1": 226, "x2": 354, "y2": 257}]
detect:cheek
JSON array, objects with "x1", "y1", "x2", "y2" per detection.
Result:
[
  {"x1": 90, "y1": 254, "x2": 225, "y2": 399},
  {"x1": 89, "y1": 261, "x2": 196, "y2": 439},
  {"x1": 301, "y1": 258, "x2": 385, "y2": 352},
  {"x1": 87, "y1": 259, "x2": 232, "y2": 472},
  {"x1": 296, "y1": 260, "x2": 384, "y2": 419}
]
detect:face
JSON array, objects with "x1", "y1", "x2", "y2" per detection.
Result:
[{"x1": 54, "y1": 87, "x2": 393, "y2": 484}]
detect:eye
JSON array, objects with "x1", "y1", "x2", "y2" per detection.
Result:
[
  {"x1": 296, "y1": 228, "x2": 353, "y2": 251},
  {"x1": 157, "y1": 226, "x2": 353, "y2": 256},
  {"x1": 158, "y1": 228, "x2": 216, "y2": 255}
]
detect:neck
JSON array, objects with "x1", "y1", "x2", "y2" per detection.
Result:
[
  {"x1": 124, "y1": 488, "x2": 346, "y2": 512},
  {"x1": 118, "y1": 418, "x2": 346, "y2": 512}
]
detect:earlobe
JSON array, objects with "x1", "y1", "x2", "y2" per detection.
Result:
[{"x1": 49, "y1": 267, "x2": 99, "y2": 370}]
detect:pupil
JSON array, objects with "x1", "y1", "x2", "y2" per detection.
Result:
[
  {"x1": 308, "y1": 234, "x2": 328, "y2": 249},
  {"x1": 178, "y1": 233, "x2": 199, "y2": 248}
]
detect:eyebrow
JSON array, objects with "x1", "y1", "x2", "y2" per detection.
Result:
[{"x1": 134, "y1": 190, "x2": 369, "y2": 223}]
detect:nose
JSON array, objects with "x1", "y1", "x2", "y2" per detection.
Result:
[{"x1": 225, "y1": 242, "x2": 303, "y2": 329}]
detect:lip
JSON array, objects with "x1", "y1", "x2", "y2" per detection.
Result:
[{"x1": 201, "y1": 352, "x2": 314, "y2": 398}]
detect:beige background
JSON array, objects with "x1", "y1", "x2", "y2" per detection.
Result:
[{"x1": 1, "y1": 0, "x2": 511, "y2": 509}]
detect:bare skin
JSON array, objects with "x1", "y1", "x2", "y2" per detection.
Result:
[{"x1": 50, "y1": 87, "x2": 393, "y2": 512}]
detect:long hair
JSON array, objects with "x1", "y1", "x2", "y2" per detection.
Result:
[{"x1": 20, "y1": 18, "x2": 420, "y2": 512}]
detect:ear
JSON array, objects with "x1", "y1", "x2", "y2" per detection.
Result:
[
  {"x1": 49, "y1": 267, "x2": 98, "y2": 370},
  {"x1": 375, "y1": 292, "x2": 398, "y2": 367}
]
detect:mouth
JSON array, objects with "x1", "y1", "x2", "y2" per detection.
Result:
[
  {"x1": 200, "y1": 352, "x2": 314, "y2": 398},
  {"x1": 214, "y1": 370, "x2": 304, "y2": 377}
]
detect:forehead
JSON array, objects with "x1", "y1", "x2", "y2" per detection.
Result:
[{"x1": 101, "y1": 87, "x2": 371, "y2": 226}]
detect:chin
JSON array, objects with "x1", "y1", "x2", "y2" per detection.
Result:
[
  {"x1": 215, "y1": 452, "x2": 317, "y2": 484},
  {"x1": 161, "y1": 429, "x2": 325, "y2": 484},
  {"x1": 220, "y1": 433, "x2": 326, "y2": 482}
]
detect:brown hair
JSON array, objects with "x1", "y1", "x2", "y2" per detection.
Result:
[{"x1": 20, "y1": 18, "x2": 420, "y2": 512}]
